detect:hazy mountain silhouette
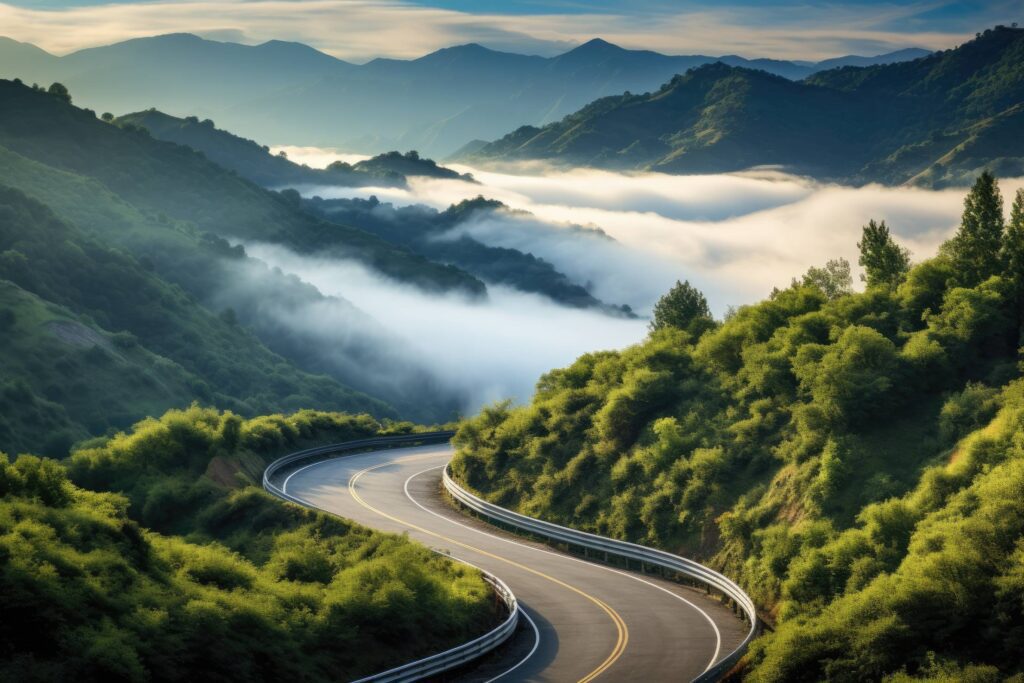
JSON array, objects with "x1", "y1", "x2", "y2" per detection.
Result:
[{"x1": 0, "y1": 33, "x2": 927, "y2": 156}]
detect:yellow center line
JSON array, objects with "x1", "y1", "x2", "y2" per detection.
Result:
[{"x1": 345, "y1": 456, "x2": 628, "y2": 683}]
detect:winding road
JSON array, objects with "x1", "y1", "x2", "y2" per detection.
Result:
[{"x1": 277, "y1": 443, "x2": 747, "y2": 682}]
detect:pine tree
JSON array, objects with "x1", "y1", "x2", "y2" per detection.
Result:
[
  {"x1": 857, "y1": 219, "x2": 911, "y2": 289},
  {"x1": 947, "y1": 171, "x2": 1004, "y2": 286},
  {"x1": 1003, "y1": 188, "x2": 1024, "y2": 337}
]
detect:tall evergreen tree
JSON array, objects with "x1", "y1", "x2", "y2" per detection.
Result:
[
  {"x1": 947, "y1": 171, "x2": 1005, "y2": 286},
  {"x1": 1004, "y1": 188, "x2": 1024, "y2": 337},
  {"x1": 857, "y1": 219, "x2": 911, "y2": 289}
]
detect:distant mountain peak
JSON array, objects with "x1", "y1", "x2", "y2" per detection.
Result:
[
  {"x1": 567, "y1": 38, "x2": 625, "y2": 54},
  {"x1": 436, "y1": 43, "x2": 494, "y2": 55},
  {"x1": 145, "y1": 33, "x2": 205, "y2": 44}
]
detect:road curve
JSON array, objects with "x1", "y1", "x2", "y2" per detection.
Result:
[{"x1": 280, "y1": 443, "x2": 747, "y2": 682}]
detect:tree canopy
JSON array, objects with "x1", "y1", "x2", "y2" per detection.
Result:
[
  {"x1": 858, "y1": 219, "x2": 911, "y2": 289},
  {"x1": 650, "y1": 280, "x2": 714, "y2": 335},
  {"x1": 947, "y1": 171, "x2": 1005, "y2": 286}
]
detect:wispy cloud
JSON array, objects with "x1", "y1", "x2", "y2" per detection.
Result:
[
  {"x1": 240, "y1": 242, "x2": 647, "y2": 411},
  {"x1": 0, "y1": 0, "x2": 986, "y2": 61}
]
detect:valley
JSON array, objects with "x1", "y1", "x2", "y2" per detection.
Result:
[{"x1": 1, "y1": 8, "x2": 1023, "y2": 683}]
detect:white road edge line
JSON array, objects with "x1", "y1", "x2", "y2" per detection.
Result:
[
  {"x1": 403, "y1": 463, "x2": 723, "y2": 671},
  {"x1": 436, "y1": 553, "x2": 541, "y2": 683},
  {"x1": 483, "y1": 606, "x2": 540, "y2": 683}
]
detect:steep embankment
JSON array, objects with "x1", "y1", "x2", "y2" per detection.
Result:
[{"x1": 0, "y1": 184, "x2": 391, "y2": 455}]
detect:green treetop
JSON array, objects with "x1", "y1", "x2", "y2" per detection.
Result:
[
  {"x1": 802, "y1": 258, "x2": 853, "y2": 300},
  {"x1": 650, "y1": 280, "x2": 714, "y2": 336},
  {"x1": 46, "y1": 82, "x2": 71, "y2": 104},
  {"x1": 857, "y1": 220, "x2": 911, "y2": 289},
  {"x1": 1005, "y1": 188, "x2": 1024, "y2": 283},
  {"x1": 1003, "y1": 188, "x2": 1024, "y2": 334},
  {"x1": 947, "y1": 171, "x2": 1004, "y2": 286}
]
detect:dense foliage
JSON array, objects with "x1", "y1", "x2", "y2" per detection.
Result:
[
  {"x1": 451, "y1": 173, "x2": 1024, "y2": 680},
  {"x1": 467, "y1": 26, "x2": 1024, "y2": 187},
  {"x1": 0, "y1": 406, "x2": 494, "y2": 682}
]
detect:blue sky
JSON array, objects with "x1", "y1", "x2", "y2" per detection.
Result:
[{"x1": 1, "y1": 0, "x2": 1018, "y2": 60}]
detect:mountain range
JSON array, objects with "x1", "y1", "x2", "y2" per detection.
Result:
[
  {"x1": 463, "y1": 26, "x2": 1024, "y2": 187},
  {"x1": 0, "y1": 33, "x2": 929, "y2": 157}
]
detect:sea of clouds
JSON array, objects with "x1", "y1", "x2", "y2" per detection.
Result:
[{"x1": 257, "y1": 147, "x2": 1024, "y2": 411}]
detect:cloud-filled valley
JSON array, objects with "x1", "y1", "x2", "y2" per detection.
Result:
[
  {"x1": 289, "y1": 154, "x2": 1024, "y2": 313},
  {"x1": 236, "y1": 149, "x2": 1024, "y2": 414}
]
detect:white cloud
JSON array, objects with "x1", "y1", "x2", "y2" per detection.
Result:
[
  {"x1": 295, "y1": 161, "x2": 1024, "y2": 315},
  {"x1": 241, "y1": 242, "x2": 647, "y2": 411}
]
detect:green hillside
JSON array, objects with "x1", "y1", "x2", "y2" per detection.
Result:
[
  {"x1": 114, "y1": 109, "x2": 407, "y2": 188},
  {"x1": 0, "y1": 79, "x2": 490, "y2": 424},
  {"x1": 0, "y1": 281, "x2": 198, "y2": 456},
  {"x1": 451, "y1": 174, "x2": 1024, "y2": 680},
  {"x1": 0, "y1": 79, "x2": 483, "y2": 296},
  {"x1": 0, "y1": 183, "x2": 390, "y2": 455},
  {"x1": 351, "y1": 150, "x2": 474, "y2": 181},
  {"x1": 1, "y1": 407, "x2": 495, "y2": 681},
  {"x1": 466, "y1": 26, "x2": 1024, "y2": 187}
]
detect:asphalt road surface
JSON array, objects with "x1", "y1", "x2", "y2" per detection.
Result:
[{"x1": 279, "y1": 443, "x2": 747, "y2": 682}]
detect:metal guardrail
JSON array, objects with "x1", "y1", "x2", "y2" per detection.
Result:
[
  {"x1": 262, "y1": 432, "x2": 520, "y2": 683},
  {"x1": 444, "y1": 466, "x2": 759, "y2": 682},
  {"x1": 350, "y1": 569, "x2": 519, "y2": 683},
  {"x1": 262, "y1": 431, "x2": 456, "y2": 504}
]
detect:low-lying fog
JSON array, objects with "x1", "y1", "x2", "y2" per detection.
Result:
[{"x1": 261, "y1": 146, "x2": 1024, "y2": 414}]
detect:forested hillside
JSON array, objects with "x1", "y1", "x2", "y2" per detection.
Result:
[
  {"x1": 1, "y1": 407, "x2": 495, "y2": 681},
  {"x1": 304, "y1": 194, "x2": 634, "y2": 313},
  {"x1": 116, "y1": 111, "x2": 474, "y2": 189},
  {"x1": 466, "y1": 26, "x2": 1024, "y2": 187},
  {"x1": 114, "y1": 109, "x2": 408, "y2": 188},
  {"x1": 451, "y1": 173, "x2": 1024, "y2": 680},
  {"x1": 0, "y1": 79, "x2": 481, "y2": 296},
  {"x1": 0, "y1": 78, "x2": 491, "y2": 428},
  {"x1": 0, "y1": 184, "x2": 391, "y2": 455}
]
